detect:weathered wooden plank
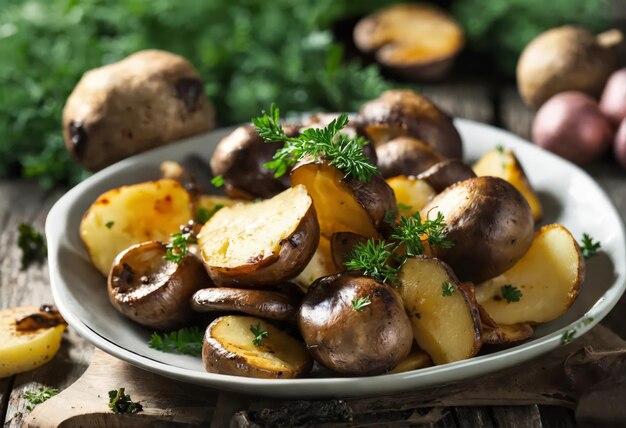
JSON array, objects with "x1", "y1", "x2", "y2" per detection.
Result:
[
  {"x1": 499, "y1": 87, "x2": 533, "y2": 140},
  {"x1": 422, "y1": 81, "x2": 495, "y2": 124},
  {"x1": 490, "y1": 405, "x2": 543, "y2": 428},
  {"x1": 453, "y1": 407, "x2": 495, "y2": 427},
  {"x1": 539, "y1": 405, "x2": 577, "y2": 428}
]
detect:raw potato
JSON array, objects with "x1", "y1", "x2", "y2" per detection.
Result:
[
  {"x1": 416, "y1": 159, "x2": 476, "y2": 193},
  {"x1": 63, "y1": 50, "x2": 215, "y2": 171},
  {"x1": 80, "y1": 179, "x2": 193, "y2": 276},
  {"x1": 399, "y1": 256, "x2": 482, "y2": 365},
  {"x1": 421, "y1": 176, "x2": 534, "y2": 283},
  {"x1": 376, "y1": 137, "x2": 445, "y2": 178},
  {"x1": 476, "y1": 224, "x2": 584, "y2": 325},
  {"x1": 600, "y1": 68, "x2": 626, "y2": 124},
  {"x1": 388, "y1": 348, "x2": 433, "y2": 374},
  {"x1": 198, "y1": 185, "x2": 319, "y2": 287},
  {"x1": 386, "y1": 176, "x2": 436, "y2": 216},
  {"x1": 517, "y1": 26, "x2": 622, "y2": 108},
  {"x1": 473, "y1": 148, "x2": 542, "y2": 221},
  {"x1": 293, "y1": 237, "x2": 338, "y2": 290},
  {"x1": 0, "y1": 307, "x2": 66, "y2": 377},
  {"x1": 203, "y1": 315, "x2": 312, "y2": 378},
  {"x1": 357, "y1": 89, "x2": 462, "y2": 159},
  {"x1": 354, "y1": 3, "x2": 464, "y2": 80},
  {"x1": 290, "y1": 161, "x2": 396, "y2": 239}
]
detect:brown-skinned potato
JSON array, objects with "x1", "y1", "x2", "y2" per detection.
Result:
[
  {"x1": 198, "y1": 185, "x2": 320, "y2": 287},
  {"x1": 298, "y1": 273, "x2": 413, "y2": 376},
  {"x1": 290, "y1": 161, "x2": 396, "y2": 239},
  {"x1": 330, "y1": 232, "x2": 368, "y2": 269},
  {"x1": 108, "y1": 241, "x2": 211, "y2": 331},
  {"x1": 210, "y1": 124, "x2": 300, "y2": 199},
  {"x1": 203, "y1": 315, "x2": 312, "y2": 378},
  {"x1": 357, "y1": 89, "x2": 462, "y2": 159},
  {"x1": 191, "y1": 287, "x2": 300, "y2": 321},
  {"x1": 478, "y1": 304, "x2": 534, "y2": 345},
  {"x1": 421, "y1": 176, "x2": 534, "y2": 283},
  {"x1": 417, "y1": 159, "x2": 476, "y2": 193},
  {"x1": 376, "y1": 136, "x2": 445, "y2": 178}
]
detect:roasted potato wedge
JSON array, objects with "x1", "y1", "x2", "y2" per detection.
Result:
[
  {"x1": 108, "y1": 241, "x2": 211, "y2": 330},
  {"x1": 482, "y1": 323, "x2": 534, "y2": 345},
  {"x1": 399, "y1": 256, "x2": 482, "y2": 365},
  {"x1": 0, "y1": 306, "x2": 66, "y2": 377},
  {"x1": 203, "y1": 315, "x2": 312, "y2": 378},
  {"x1": 80, "y1": 179, "x2": 193, "y2": 276},
  {"x1": 293, "y1": 236, "x2": 338, "y2": 290},
  {"x1": 476, "y1": 224, "x2": 584, "y2": 325},
  {"x1": 330, "y1": 232, "x2": 369, "y2": 269},
  {"x1": 354, "y1": 4, "x2": 464, "y2": 81},
  {"x1": 290, "y1": 161, "x2": 396, "y2": 239},
  {"x1": 386, "y1": 176, "x2": 436, "y2": 216},
  {"x1": 417, "y1": 159, "x2": 476, "y2": 193},
  {"x1": 357, "y1": 89, "x2": 462, "y2": 159},
  {"x1": 199, "y1": 185, "x2": 319, "y2": 287},
  {"x1": 388, "y1": 347, "x2": 433, "y2": 374},
  {"x1": 376, "y1": 137, "x2": 445, "y2": 178},
  {"x1": 421, "y1": 176, "x2": 534, "y2": 283},
  {"x1": 473, "y1": 148, "x2": 543, "y2": 221},
  {"x1": 298, "y1": 273, "x2": 413, "y2": 376},
  {"x1": 192, "y1": 287, "x2": 299, "y2": 321}
]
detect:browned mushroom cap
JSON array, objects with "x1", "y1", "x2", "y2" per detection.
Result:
[
  {"x1": 376, "y1": 136, "x2": 446, "y2": 178},
  {"x1": 416, "y1": 159, "x2": 476, "y2": 193},
  {"x1": 108, "y1": 241, "x2": 212, "y2": 331},
  {"x1": 191, "y1": 287, "x2": 299, "y2": 321}
]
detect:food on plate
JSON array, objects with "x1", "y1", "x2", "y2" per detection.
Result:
[
  {"x1": 416, "y1": 159, "x2": 476, "y2": 193},
  {"x1": 298, "y1": 273, "x2": 413, "y2": 375},
  {"x1": 80, "y1": 179, "x2": 193, "y2": 276},
  {"x1": 398, "y1": 256, "x2": 481, "y2": 364},
  {"x1": 476, "y1": 224, "x2": 584, "y2": 325},
  {"x1": 210, "y1": 124, "x2": 300, "y2": 199},
  {"x1": 421, "y1": 176, "x2": 534, "y2": 283},
  {"x1": 330, "y1": 232, "x2": 369, "y2": 269},
  {"x1": 357, "y1": 89, "x2": 462, "y2": 158},
  {"x1": 473, "y1": 147, "x2": 542, "y2": 221},
  {"x1": 196, "y1": 194, "x2": 245, "y2": 219},
  {"x1": 191, "y1": 287, "x2": 300, "y2": 321},
  {"x1": 517, "y1": 26, "x2": 622, "y2": 108},
  {"x1": 63, "y1": 50, "x2": 215, "y2": 171},
  {"x1": 0, "y1": 306, "x2": 66, "y2": 377},
  {"x1": 531, "y1": 92, "x2": 613, "y2": 165},
  {"x1": 478, "y1": 304, "x2": 533, "y2": 345},
  {"x1": 290, "y1": 161, "x2": 395, "y2": 239},
  {"x1": 202, "y1": 315, "x2": 312, "y2": 378},
  {"x1": 386, "y1": 176, "x2": 436, "y2": 216},
  {"x1": 614, "y1": 120, "x2": 626, "y2": 169},
  {"x1": 376, "y1": 137, "x2": 445, "y2": 178},
  {"x1": 353, "y1": 3, "x2": 464, "y2": 81},
  {"x1": 108, "y1": 241, "x2": 211, "y2": 330},
  {"x1": 198, "y1": 185, "x2": 319, "y2": 287},
  {"x1": 388, "y1": 347, "x2": 432, "y2": 374},
  {"x1": 293, "y1": 237, "x2": 338, "y2": 289},
  {"x1": 600, "y1": 68, "x2": 626, "y2": 125}
]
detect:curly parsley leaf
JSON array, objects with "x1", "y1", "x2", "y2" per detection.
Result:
[
  {"x1": 148, "y1": 327, "x2": 203, "y2": 356},
  {"x1": 17, "y1": 223, "x2": 47, "y2": 270},
  {"x1": 442, "y1": 281, "x2": 455, "y2": 297},
  {"x1": 164, "y1": 230, "x2": 197, "y2": 263},
  {"x1": 580, "y1": 233, "x2": 601, "y2": 260},
  {"x1": 108, "y1": 388, "x2": 142, "y2": 415},
  {"x1": 23, "y1": 387, "x2": 59, "y2": 411},
  {"x1": 250, "y1": 323, "x2": 269, "y2": 346},
  {"x1": 345, "y1": 239, "x2": 399, "y2": 284},
  {"x1": 501, "y1": 284, "x2": 523, "y2": 303},
  {"x1": 390, "y1": 211, "x2": 453, "y2": 257}
]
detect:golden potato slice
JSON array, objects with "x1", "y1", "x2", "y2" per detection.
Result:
[
  {"x1": 388, "y1": 347, "x2": 432, "y2": 374},
  {"x1": 203, "y1": 315, "x2": 312, "y2": 378},
  {"x1": 386, "y1": 176, "x2": 436, "y2": 216},
  {"x1": 399, "y1": 256, "x2": 482, "y2": 365},
  {"x1": 198, "y1": 185, "x2": 319, "y2": 287},
  {"x1": 0, "y1": 307, "x2": 66, "y2": 377},
  {"x1": 476, "y1": 224, "x2": 584, "y2": 324},
  {"x1": 483, "y1": 323, "x2": 534, "y2": 345},
  {"x1": 292, "y1": 236, "x2": 338, "y2": 290},
  {"x1": 80, "y1": 179, "x2": 193, "y2": 276},
  {"x1": 473, "y1": 148, "x2": 543, "y2": 221},
  {"x1": 290, "y1": 161, "x2": 396, "y2": 239}
]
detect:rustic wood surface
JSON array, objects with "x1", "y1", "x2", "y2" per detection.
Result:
[{"x1": 0, "y1": 84, "x2": 624, "y2": 427}]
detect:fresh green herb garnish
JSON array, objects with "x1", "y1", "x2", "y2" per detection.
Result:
[
  {"x1": 148, "y1": 327, "x2": 203, "y2": 356},
  {"x1": 397, "y1": 203, "x2": 413, "y2": 212},
  {"x1": 211, "y1": 175, "x2": 224, "y2": 187},
  {"x1": 351, "y1": 296, "x2": 372, "y2": 311},
  {"x1": 501, "y1": 285, "x2": 522, "y2": 303},
  {"x1": 580, "y1": 233, "x2": 601, "y2": 260},
  {"x1": 164, "y1": 230, "x2": 197, "y2": 263},
  {"x1": 253, "y1": 104, "x2": 378, "y2": 181},
  {"x1": 250, "y1": 323, "x2": 269, "y2": 346},
  {"x1": 23, "y1": 387, "x2": 59, "y2": 411},
  {"x1": 442, "y1": 281, "x2": 455, "y2": 297},
  {"x1": 108, "y1": 388, "x2": 142, "y2": 414},
  {"x1": 17, "y1": 223, "x2": 47, "y2": 270},
  {"x1": 345, "y1": 239, "x2": 398, "y2": 284},
  {"x1": 196, "y1": 204, "x2": 224, "y2": 224},
  {"x1": 561, "y1": 316, "x2": 594, "y2": 345},
  {"x1": 105, "y1": 221, "x2": 115, "y2": 229},
  {"x1": 390, "y1": 211, "x2": 453, "y2": 257},
  {"x1": 495, "y1": 144, "x2": 505, "y2": 154}
]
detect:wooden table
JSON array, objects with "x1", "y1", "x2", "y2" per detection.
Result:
[{"x1": 1, "y1": 83, "x2": 625, "y2": 427}]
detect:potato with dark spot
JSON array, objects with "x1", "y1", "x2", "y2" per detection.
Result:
[{"x1": 63, "y1": 50, "x2": 215, "y2": 171}]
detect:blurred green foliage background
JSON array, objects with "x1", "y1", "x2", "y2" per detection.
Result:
[{"x1": 0, "y1": 0, "x2": 610, "y2": 187}]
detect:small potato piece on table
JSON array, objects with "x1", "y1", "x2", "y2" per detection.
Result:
[{"x1": 203, "y1": 315, "x2": 312, "y2": 378}]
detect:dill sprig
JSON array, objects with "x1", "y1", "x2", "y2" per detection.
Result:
[
  {"x1": 345, "y1": 239, "x2": 399, "y2": 284},
  {"x1": 148, "y1": 327, "x2": 203, "y2": 356},
  {"x1": 390, "y1": 211, "x2": 453, "y2": 257},
  {"x1": 252, "y1": 104, "x2": 378, "y2": 181},
  {"x1": 351, "y1": 296, "x2": 372, "y2": 311}
]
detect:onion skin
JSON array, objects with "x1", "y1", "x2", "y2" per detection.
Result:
[{"x1": 600, "y1": 69, "x2": 626, "y2": 125}]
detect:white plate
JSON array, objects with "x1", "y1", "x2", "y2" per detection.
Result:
[{"x1": 46, "y1": 119, "x2": 626, "y2": 398}]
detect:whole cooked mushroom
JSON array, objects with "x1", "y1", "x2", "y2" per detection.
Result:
[
  {"x1": 376, "y1": 136, "x2": 445, "y2": 178},
  {"x1": 108, "y1": 241, "x2": 211, "y2": 331}
]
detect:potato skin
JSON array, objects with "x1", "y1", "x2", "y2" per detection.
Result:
[
  {"x1": 421, "y1": 176, "x2": 534, "y2": 283},
  {"x1": 357, "y1": 89, "x2": 462, "y2": 159},
  {"x1": 330, "y1": 232, "x2": 368, "y2": 269},
  {"x1": 298, "y1": 273, "x2": 413, "y2": 376},
  {"x1": 416, "y1": 159, "x2": 476, "y2": 193},
  {"x1": 63, "y1": 50, "x2": 214, "y2": 171},
  {"x1": 376, "y1": 137, "x2": 445, "y2": 178}
]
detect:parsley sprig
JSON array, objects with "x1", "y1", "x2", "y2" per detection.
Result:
[
  {"x1": 351, "y1": 296, "x2": 372, "y2": 311},
  {"x1": 17, "y1": 223, "x2": 47, "y2": 270},
  {"x1": 23, "y1": 387, "x2": 59, "y2": 411},
  {"x1": 501, "y1": 284, "x2": 522, "y2": 303},
  {"x1": 108, "y1": 388, "x2": 142, "y2": 414},
  {"x1": 164, "y1": 229, "x2": 197, "y2": 263},
  {"x1": 442, "y1": 281, "x2": 455, "y2": 297},
  {"x1": 252, "y1": 104, "x2": 378, "y2": 181},
  {"x1": 580, "y1": 233, "x2": 601, "y2": 260},
  {"x1": 148, "y1": 327, "x2": 203, "y2": 356},
  {"x1": 250, "y1": 323, "x2": 269, "y2": 346},
  {"x1": 345, "y1": 240, "x2": 397, "y2": 284}
]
